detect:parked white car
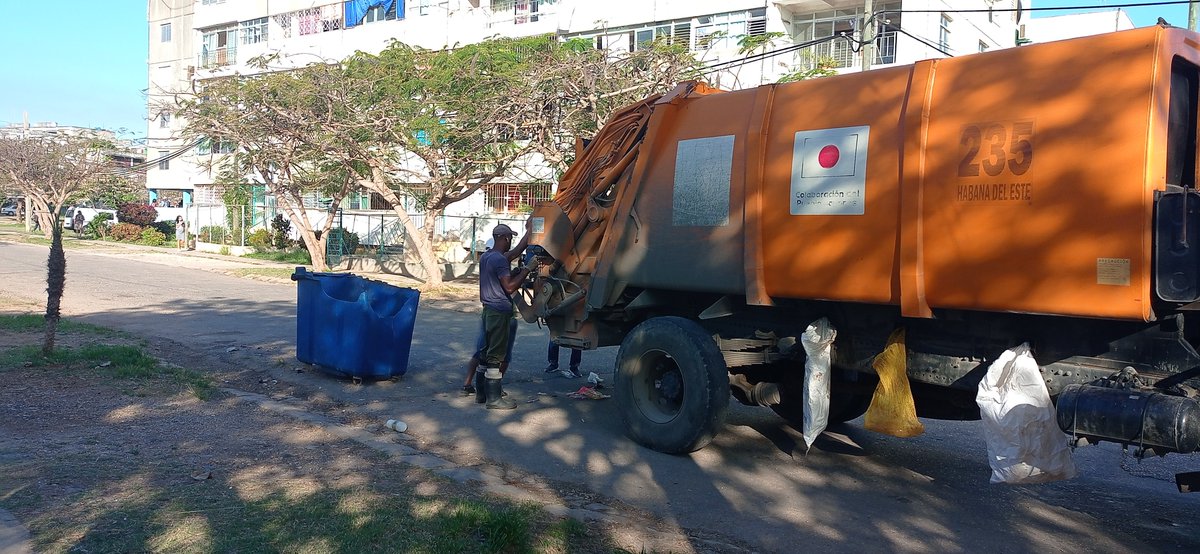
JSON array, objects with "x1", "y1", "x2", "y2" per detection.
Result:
[{"x1": 65, "y1": 206, "x2": 118, "y2": 230}]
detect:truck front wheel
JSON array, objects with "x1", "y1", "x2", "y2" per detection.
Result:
[{"x1": 615, "y1": 317, "x2": 730, "y2": 454}]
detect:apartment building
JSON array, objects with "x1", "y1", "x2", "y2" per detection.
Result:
[{"x1": 146, "y1": 1, "x2": 1021, "y2": 214}]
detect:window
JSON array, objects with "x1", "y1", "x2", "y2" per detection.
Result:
[
  {"x1": 786, "y1": 4, "x2": 900, "y2": 69},
  {"x1": 160, "y1": 23, "x2": 172, "y2": 42},
  {"x1": 158, "y1": 151, "x2": 170, "y2": 170},
  {"x1": 363, "y1": 2, "x2": 398, "y2": 23},
  {"x1": 159, "y1": 113, "x2": 171, "y2": 129},
  {"x1": 200, "y1": 25, "x2": 237, "y2": 67},
  {"x1": 939, "y1": 13, "x2": 952, "y2": 53},
  {"x1": 485, "y1": 183, "x2": 552, "y2": 213},
  {"x1": 198, "y1": 138, "x2": 236, "y2": 155},
  {"x1": 240, "y1": 17, "x2": 268, "y2": 44},
  {"x1": 490, "y1": 0, "x2": 553, "y2": 26},
  {"x1": 291, "y1": 5, "x2": 343, "y2": 35}
]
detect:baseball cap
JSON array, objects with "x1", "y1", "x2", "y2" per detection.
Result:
[{"x1": 492, "y1": 223, "x2": 518, "y2": 236}]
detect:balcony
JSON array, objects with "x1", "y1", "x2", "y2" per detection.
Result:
[
  {"x1": 199, "y1": 45, "x2": 236, "y2": 69},
  {"x1": 488, "y1": 0, "x2": 557, "y2": 28},
  {"x1": 804, "y1": 30, "x2": 897, "y2": 69}
]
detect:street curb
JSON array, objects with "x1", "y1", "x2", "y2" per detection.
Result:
[{"x1": 0, "y1": 508, "x2": 33, "y2": 554}]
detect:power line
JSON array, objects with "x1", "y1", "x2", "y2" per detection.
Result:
[{"x1": 879, "y1": 0, "x2": 1194, "y2": 16}]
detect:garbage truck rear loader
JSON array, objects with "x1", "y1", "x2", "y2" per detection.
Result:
[{"x1": 525, "y1": 25, "x2": 1200, "y2": 476}]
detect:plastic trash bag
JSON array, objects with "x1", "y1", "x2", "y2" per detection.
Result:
[
  {"x1": 800, "y1": 318, "x2": 836, "y2": 450},
  {"x1": 976, "y1": 343, "x2": 1077, "y2": 484},
  {"x1": 864, "y1": 328, "x2": 925, "y2": 438}
]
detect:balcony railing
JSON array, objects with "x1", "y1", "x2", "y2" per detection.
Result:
[
  {"x1": 804, "y1": 31, "x2": 898, "y2": 70},
  {"x1": 199, "y1": 45, "x2": 237, "y2": 69},
  {"x1": 488, "y1": 0, "x2": 557, "y2": 28}
]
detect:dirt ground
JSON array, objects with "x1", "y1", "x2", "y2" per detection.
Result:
[{"x1": 0, "y1": 301, "x2": 721, "y2": 553}]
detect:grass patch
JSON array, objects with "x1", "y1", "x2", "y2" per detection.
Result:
[
  {"x1": 0, "y1": 343, "x2": 214, "y2": 400},
  {"x1": 0, "y1": 314, "x2": 124, "y2": 337},
  {"x1": 7, "y1": 474, "x2": 603, "y2": 554},
  {"x1": 228, "y1": 267, "x2": 297, "y2": 281},
  {"x1": 243, "y1": 249, "x2": 312, "y2": 265}
]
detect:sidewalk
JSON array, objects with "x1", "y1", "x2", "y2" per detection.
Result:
[{"x1": 0, "y1": 223, "x2": 480, "y2": 310}]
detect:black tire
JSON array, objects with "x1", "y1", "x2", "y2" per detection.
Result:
[
  {"x1": 771, "y1": 369, "x2": 876, "y2": 426},
  {"x1": 615, "y1": 317, "x2": 730, "y2": 454}
]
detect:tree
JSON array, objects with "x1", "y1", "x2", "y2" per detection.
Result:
[
  {"x1": 0, "y1": 136, "x2": 115, "y2": 354},
  {"x1": 339, "y1": 36, "x2": 701, "y2": 285},
  {"x1": 174, "y1": 61, "x2": 360, "y2": 271},
  {"x1": 176, "y1": 35, "x2": 700, "y2": 285},
  {"x1": 506, "y1": 37, "x2": 701, "y2": 176}
]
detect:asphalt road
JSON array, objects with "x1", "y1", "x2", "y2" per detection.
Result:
[{"x1": 2, "y1": 240, "x2": 1197, "y2": 553}]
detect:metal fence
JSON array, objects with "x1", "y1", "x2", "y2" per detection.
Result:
[{"x1": 185, "y1": 204, "x2": 530, "y2": 266}]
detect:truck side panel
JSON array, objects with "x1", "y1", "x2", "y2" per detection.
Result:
[
  {"x1": 606, "y1": 91, "x2": 756, "y2": 296},
  {"x1": 921, "y1": 29, "x2": 1162, "y2": 320}
]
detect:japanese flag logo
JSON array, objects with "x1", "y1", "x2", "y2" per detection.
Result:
[
  {"x1": 791, "y1": 125, "x2": 870, "y2": 216},
  {"x1": 801, "y1": 135, "x2": 859, "y2": 177}
]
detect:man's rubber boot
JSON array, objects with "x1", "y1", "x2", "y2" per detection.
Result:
[
  {"x1": 474, "y1": 371, "x2": 487, "y2": 404},
  {"x1": 485, "y1": 377, "x2": 517, "y2": 410}
]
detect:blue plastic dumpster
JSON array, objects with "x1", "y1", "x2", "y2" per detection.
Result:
[{"x1": 291, "y1": 267, "x2": 420, "y2": 379}]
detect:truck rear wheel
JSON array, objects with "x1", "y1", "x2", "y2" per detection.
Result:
[{"x1": 615, "y1": 317, "x2": 730, "y2": 454}]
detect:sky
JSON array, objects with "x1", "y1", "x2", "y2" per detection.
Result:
[
  {"x1": 0, "y1": 1, "x2": 147, "y2": 141},
  {"x1": 0, "y1": 1, "x2": 1194, "y2": 146},
  {"x1": 1032, "y1": 0, "x2": 1190, "y2": 26}
]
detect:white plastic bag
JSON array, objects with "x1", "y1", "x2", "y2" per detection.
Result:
[
  {"x1": 976, "y1": 343, "x2": 1077, "y2": 484},
  {"x1": 800, "y1": 318, "x2": 836, "y2": 450}
]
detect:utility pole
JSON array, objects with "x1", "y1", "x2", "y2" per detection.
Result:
[
  {"x1": 1190, "y1": 1, "x2": 1198, "y2": 31},
  {"x1": 862, "y1": 0, "x2": 874, "y2": 72}
]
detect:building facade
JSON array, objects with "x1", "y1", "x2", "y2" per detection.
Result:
[{"x1": 147, "y1": 1, "x2": 1023, "y2": 216}]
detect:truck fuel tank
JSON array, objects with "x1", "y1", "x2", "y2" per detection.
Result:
[{"x1": 1056, "y1": 382, "x2": 1200, "y2": 454}]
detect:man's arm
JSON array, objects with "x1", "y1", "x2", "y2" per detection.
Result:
[
  {"x1": 503, "y1": 231, "x2": 530, "y2": 262},
  {"x1": 499, "y1": 255, "x2": 539, "y2": 295}
]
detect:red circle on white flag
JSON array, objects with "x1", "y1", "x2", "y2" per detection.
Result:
[{"x1": 818, "y1": 145, "x2": 840, "y2": 168}]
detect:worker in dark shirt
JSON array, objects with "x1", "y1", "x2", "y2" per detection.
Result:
[{"x1": 476, "y1": 223, "x2": 538, "y2": 409}]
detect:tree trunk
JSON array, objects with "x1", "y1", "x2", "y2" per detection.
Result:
[
  {"x1": 298, "y1": 226, "x2": 328, "y2": 271},
  {"x1": 357, "y1": 177, "x2": 443, "y2": 286},
  {"x1": 420, "y1": 208, "x2": 445, "y2": 286},
  {"x1": 43, "y1": 221, "x2": 65, "y2": 355},
  {"x1": 28, "y1": 196, "x2": 55, "y2": 239}
]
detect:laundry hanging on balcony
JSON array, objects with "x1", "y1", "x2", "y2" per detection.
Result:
[{"x1": 344, "y1": 0, "x2": 401, "y2": 28}]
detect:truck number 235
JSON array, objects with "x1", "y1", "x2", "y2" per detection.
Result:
[{"x1": 958, "y1": 121, "x2": 1033, "y2": 177}]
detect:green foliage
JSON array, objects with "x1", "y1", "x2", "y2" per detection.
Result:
[
  {"x1": 779, "y1": 56, "x2": 840, "y2": 82},
  {"x1": 139, "y1": 227, "x2": 167, "y2": 246},
  {"x1": 243, "y1": 249, "x2": 312, "y2": 264},
  {"x1": 109, "y1": 223, "x2": 144, "y2": 242},
  {"x1": 198, "y1": 225, "x2": 228, "y2": 244},
  {"x1": 270, "y1": 214, "x2": 293, "y2": 249},
  {"x1": 738, "y1": 31, "x2": 785, "y2": 55},
  {"x1": 220, "y1": 183, "x2": 253, "y2": 239},
  {"x1": 151, "y1": 220, "x2": 175, "y2": 237},
  {"x1": 84, "y1": 212, "x2": 113, "y2": 239},
  {"x1": 117, "y1": 203, "x2": 158, "y2": 226},
  {"x1": 247, "y1": 228, "x2": 272, "y2": 250}
]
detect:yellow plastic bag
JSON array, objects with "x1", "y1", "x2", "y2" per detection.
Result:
[{"x1": 864, "y1": 328, "x2": 925, "y2": 438}]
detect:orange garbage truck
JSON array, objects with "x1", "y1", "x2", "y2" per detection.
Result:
[{"x1": 525, "y1": 25, "x2": 1200, "y2": 478}]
